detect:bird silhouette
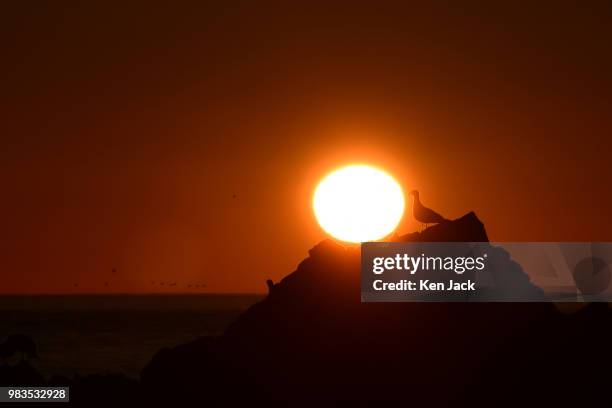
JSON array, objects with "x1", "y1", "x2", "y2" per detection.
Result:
[
  {"x1": 266, "y1": 279, "x2": 275, "y2": 294},
  {"x1": 408, "y1": 190, "x2": 447, "y2": 231}
]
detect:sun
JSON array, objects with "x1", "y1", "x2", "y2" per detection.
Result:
[{"x1": 313, "y1": 165, "x2": 405, "y2": 243}]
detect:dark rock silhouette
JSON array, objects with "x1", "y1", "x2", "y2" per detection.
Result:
[
  {"x1": 0, "y1": 336, "x2": 139, "y2": 404},
  {"x1": 0, "y1": 334, "x2": 38, "y2": 363},
  {"x1": 140, "y1": 212, "x2": 612, "y2": 406},
  {"x1": 65, "y1": 373, "x2": 139, "y2": 405},
  {"x1": 0, "y1": 361, "x2": 45, "y2": 386},
  {"x1": 2, "y1": 213, "x2": 611, "y2": 406}
]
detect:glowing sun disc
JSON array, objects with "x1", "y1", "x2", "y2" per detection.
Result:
[{"x1": 313, "y1": 165, "x2": 405, "y2": 243}]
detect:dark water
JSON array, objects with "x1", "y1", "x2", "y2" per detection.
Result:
[{"x1": 0, "y1": 295, "x2": 263, "y2": 379}]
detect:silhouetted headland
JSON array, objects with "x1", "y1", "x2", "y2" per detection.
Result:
[
  {"x1": 140, "y1": 212, "x2": 612, "y2": 405},
  {"x1": 3, "y1": 212, "x2": 611, "y2": 406}
]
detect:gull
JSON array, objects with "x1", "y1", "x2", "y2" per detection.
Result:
[{"x1": 408, "y1": 190, "x2": 447, "y2": 231}]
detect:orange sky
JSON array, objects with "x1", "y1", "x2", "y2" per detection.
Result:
[{"x1": 2, "y1": 2, "x2": 612, "y2": 293}]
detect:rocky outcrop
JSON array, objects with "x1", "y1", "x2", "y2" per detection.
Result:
[{"x1": 141, "y1": 213, "x2": 612, "y2": 405}]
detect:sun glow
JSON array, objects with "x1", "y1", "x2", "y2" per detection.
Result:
[{"x1": 313, "y1": 165, "x2": 405, "y2": 243}]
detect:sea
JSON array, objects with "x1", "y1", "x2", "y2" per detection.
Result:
[{"x1": 0, "y1": 295, "x2": 263, "y2": 379}]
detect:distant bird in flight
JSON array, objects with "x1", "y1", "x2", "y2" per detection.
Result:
[{"x1": 408, "y1": 190, "x2": 447, "y2": 231}]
